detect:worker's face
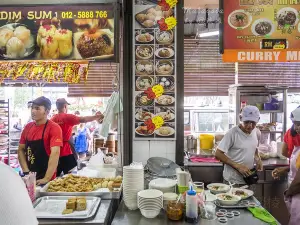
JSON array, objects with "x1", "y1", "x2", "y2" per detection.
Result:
[
  {"x1": 241, "y1": 121, "x2": 257, "y2": 134},
  {"x1": 31, "y1": 104, "x2": 48, "y2": 121},
  {"x1": 294, "y1": 121, "x2": 300, "y2": 134}
]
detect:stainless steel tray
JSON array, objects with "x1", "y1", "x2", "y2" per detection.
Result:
[
  {"x1": 33, "y1": 196, "x2": 101, "y2": 219},
  {"x1": 40, "y1": 182, "x2": 122, "y2": 200},
  {"x1": 214, "y1": 196, "x2": 261, "y2": 209}
]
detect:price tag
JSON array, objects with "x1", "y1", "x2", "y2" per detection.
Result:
[
  {"x1": 152, "y1": 116, "x2": 164, "y2": 129},
  {"x1": 165, "y1": 16, "x2": 177, "y2": 30},
  {"x1": 165, "y1": 0, "x2": 178, "y2": 8},
  {"x1": 152, "y1": 84, "x2": 164, "y2": 98}
]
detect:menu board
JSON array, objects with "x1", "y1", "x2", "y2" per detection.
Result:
[
  {"x1": 222, "y1": 0, "x2": 300, "y2": 62},
  {"x1": 133, "y1": 2, "x2": 177, "y2": 140},
  {"x1": 0, "y1": 4, "x2": 117, "y2": 61}
]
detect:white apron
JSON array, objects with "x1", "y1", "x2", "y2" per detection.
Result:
[{"x1": 285, "y1": 146, "x2": 300, "y2": 225}]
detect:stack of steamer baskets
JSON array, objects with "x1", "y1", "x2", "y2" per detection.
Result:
[
  {"x1": 106, "y1": 133, "x2": 116, "y2": 153},
  {"x1": 123, "y1": 164, "x2": 144, "y2": 210}
]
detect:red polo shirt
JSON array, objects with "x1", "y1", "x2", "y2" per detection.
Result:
[
  {"x1": 284, "y1": 128, "x2": 300, "y2": 158},
  {"x1": 19, "y1": 120, "x2": 63, "y2": 155},
  {"x1": 51, "y1": 113, "x2": 80, "y2": 157}
]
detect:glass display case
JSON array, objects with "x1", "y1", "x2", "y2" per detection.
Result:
[{"x1": 228, "y1": 84, "x2": 288, "y2": 142}]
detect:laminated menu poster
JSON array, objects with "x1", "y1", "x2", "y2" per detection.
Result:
[
  {"x1": 222, "y1": 0, "x2": 300, "y2": 62},
  {"x1": 0, "y1": 4, "x2": 117, "y2": 61},
  {"x1": 133, "y1": 2, "x2": 177, "y2": 140}
]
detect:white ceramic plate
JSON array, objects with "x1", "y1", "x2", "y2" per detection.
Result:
[
  {"x1": 251, "y1": 18, "x2": 275, "y2": 36},
  {"x1": 216, "y1": 193, "x2": 241, "y2": 206},
  {"x1": 155, "y1": 48, "x2": 174, "y2": 59},
  {"x1": 136, "y1": 33, "x2": 154, "y2": 43},
  {"x1": 135, "y1": 112, "x2": 154, "y2": 121},
  {"x1": 207, "y1": 183, "x2": 230, "y2": 194},
  {"x1": 155, "y1": 95, "x2": 175, "y2": 105},
  {"x1": 228, "y1": 9, "x2": 252, "y2": 30},
  {"x1": 230, "y1": 188, "x2": 254, "y2": 200},
  {"x1": 149, "y1": 178, "x2": 177, "y2": 189},
  {"x1": 277, "y1": 7, "x2": 299, "y2": 27},
  {"x1": 155, "y1": 126, "x2": 175, "y2": 137},
  {"x1": 135, "y1": 126, "x2": 154, "y2": 136},
  {"x1": 156, "y1": 112, "x2": 175, "y2": 121}
]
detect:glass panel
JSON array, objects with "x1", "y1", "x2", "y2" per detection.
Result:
[{"x1": 194, "y1": 112, "x2": 229, "y2": 133}]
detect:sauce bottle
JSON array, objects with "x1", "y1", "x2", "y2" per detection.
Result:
[{"x1": 185, "y1": 186, "x2": 198, "y2": 223}]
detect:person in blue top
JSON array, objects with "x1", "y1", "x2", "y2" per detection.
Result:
[{"x1": 75, "y1": 123, "x2": 91, "y2": 158}]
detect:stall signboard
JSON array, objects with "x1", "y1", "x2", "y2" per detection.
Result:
[
  {"x1": 221, "y1": 0, "x2": 300, "y2": 62},
  {"x1": 133, "y1": 1, "x2": 177, "y2": 140},
  {"x1": 0, "y1": 4, "x2": 117, "y2": 61}
]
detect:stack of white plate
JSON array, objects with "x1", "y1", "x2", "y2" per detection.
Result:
[
  {"x1": 138, "y1": 189, "x2": 163, "y2": 218},
  {"x1": 149, "y1": 178, "x2": 177, "y2": 193},
  {"x1": 123, "y1": 165, "x2": 144, "y2": 210}
]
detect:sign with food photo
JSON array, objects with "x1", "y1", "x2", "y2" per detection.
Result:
[
  {"x1": 222, "y1": 0, "x2": 300, "y2": 62},
  {"x1": 0, "y1": 4, "x2": 117, "y2": 61},
  {"x1": 133, "y1": 2, "x2": 176, "y2": 140}
]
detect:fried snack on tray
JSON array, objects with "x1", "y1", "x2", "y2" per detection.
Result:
[{"x1": 47, "y1": 174, "x2": 122, "y2": 192}]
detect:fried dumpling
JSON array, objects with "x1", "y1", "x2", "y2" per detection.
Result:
[{"x1": 0, "y1": 28, "x2": 14, "y2": 48}]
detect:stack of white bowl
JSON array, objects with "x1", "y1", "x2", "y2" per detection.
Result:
[
  {"x1": 123, "y1": 165, "x2": 144, "y2": 210},
  {"x1": 138, "y1": 189, "x2": 163, "y2": 218},
  {"x1": 149, "y1": 178, "x2": 177, "y2": 193}
]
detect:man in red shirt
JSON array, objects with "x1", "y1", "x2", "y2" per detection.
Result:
[
  {"x1": 18, "y1": 96, "x2": 63, "y2": 185},
  {"x1": 51, "y1": 98, "x2": 104, "y2": 175}
]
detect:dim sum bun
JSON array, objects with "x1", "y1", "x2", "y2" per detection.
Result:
[
  {"x1": 6, "y1": 37, "x2": 25, "y2": 58},
  {"x1": 14, "y1": 26, "x2": 31, "y2": 46},
  {"x1": 0, "y1": 28, "x2": 14, "y2": 48}
]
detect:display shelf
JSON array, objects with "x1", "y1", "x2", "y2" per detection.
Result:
[{"x1": 260, "y1": 110, "x2": 282, "y2": 114}]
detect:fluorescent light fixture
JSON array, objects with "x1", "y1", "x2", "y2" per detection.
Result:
[{"x1": 199, "y1": 31, "x2": 219, "y2": 37}]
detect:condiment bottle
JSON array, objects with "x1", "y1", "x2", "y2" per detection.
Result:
[{"x1": 185, "y1": 186, "x2": 198, "y2": 223}]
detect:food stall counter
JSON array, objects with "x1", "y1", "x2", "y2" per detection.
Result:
[
  {"x1": 38, "y1": 200, "x2": 113, "y2": 225},
  {"x1": 111, "y1": 201, "x2": 278, "y2": 225}
]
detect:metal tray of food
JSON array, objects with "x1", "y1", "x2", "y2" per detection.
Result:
[
  {"x1": 39, "y1": 175, "x2": 122, "y2": 200},
  {"x1": 33, "y1": 196, "x2": 101, "y2": 219},
  {"x1": 214, "y1": 196, "x2": 261, "y2": 209}
]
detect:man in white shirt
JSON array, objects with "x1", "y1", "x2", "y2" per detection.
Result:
[
  {"x1": 0, "y1": 162, "x2": 38, "y2": 225},
  {"x1": 215, "y1": 105, "x2": 263, "y2": 185}
]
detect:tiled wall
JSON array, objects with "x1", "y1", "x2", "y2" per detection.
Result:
[{"x1": 132, "y1": 140, "x2": 176, "y2": 165}]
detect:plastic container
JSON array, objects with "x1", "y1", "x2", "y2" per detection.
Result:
[
  {"x1": 185, "y1": 186, "x2": 198, "y2": 223},
  {"x1": 178, "y1": 185, "x2": 189, "y2": 194},
  {"x1": 163, "y1": 193, "x2": 178, "y2": 211},
  {"x1": 167, "y1": 201, "x2": 183, "y2": 221},
  {"x1": 199, "y1": 134, "x2": 214, "y2": 150}
]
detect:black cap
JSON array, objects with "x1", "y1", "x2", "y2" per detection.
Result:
[
  {"x1": 28, "y1": 96, "x2": 52, "y2": 110},
  {"x1": 56, "y1": 98, "x2": 70, "y2": 105}
]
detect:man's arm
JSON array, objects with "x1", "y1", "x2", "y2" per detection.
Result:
[
  {"x1": 282, "y1": 142, "x2": 289, "y2": 158},
  {"x1": 36, "y1": 146, "x2": 60, "y2": 185},
  {"x1": 79, "y1": 113, "x2": 104, "y2": 124},
  {"x1": 215, "y1": 149, "x2": 252, "y2": 177},
  {"x1": 254, "y1": 148, "x2": 263, "y2": 171},
  {"x1": 17, "y1": 144, "x2": 29, "y2": 173}
]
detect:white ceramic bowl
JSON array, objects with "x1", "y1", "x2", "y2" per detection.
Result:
[
  {"x1": 216, "y1": 193, "x2": 241, "y2": 206},
  {"x1": 207, "y1": 183, "x2": 230, "y2": 194},
  {"x1": 204, "y1": 190, "x2": 217, "y2": 202},
  {"x1": 138, "y1": 189, "x2": 163, "y2": 199},
  {"x1": 140, "y1": 209, "x2": 161, "y2": 219}
]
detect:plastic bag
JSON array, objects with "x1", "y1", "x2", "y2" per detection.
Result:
[
  {"x1": 22, "y1": 172, "x2": 36, "y2": 202},
  {"x1": 89, "y1": 151, "x2": 105, "y2": 166}
]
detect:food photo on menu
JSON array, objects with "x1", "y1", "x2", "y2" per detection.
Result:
[
  {"x1": 155, "y1": 44, "x2": 175, "y2": 59},
  {"x1": 155, "y1": 76, "x2": 175, "y2": 92},
  {"x1": 155, "y1": 122, "x2": 175, "y2": 138},
  {"x1": 135, "y1": 107, "x2": 154, "y2": 122},
  {"x1": 135, "y1": 29, "x2": 154, "y2": 44},
  {"x1": 135, "y1": 122, "x2": 155, "y2": 137},
  {"x1": 155, "y1": 59, "x2": 174, "y2": 75},
  {"x1": 135, "y1": 91, "x2": 155, "y2": 107},
  {"x1": 135, "y1": 44, "x2": 154, "y2": 60},
  {"x1": 135, "y1": 60, "x2": 155, "y2": 76},
  {"x1": 135, "y1": 5, "x2": 173, "y2": 29},
  {"x1": 135, "y1": 75, "x2": 155, "y2": 91},
  {"x1": 224, "y1": 2, "x2": 300, "y2": 50},
  {"x1": 0, "y1": 13, "x2": 115, "y2": 60},
  {"x1": 155, "y1": 107, "x2": 175, "y2": 123},
  {"x1": 155, "y1": 93, "x2": 175, "y2": 107}
]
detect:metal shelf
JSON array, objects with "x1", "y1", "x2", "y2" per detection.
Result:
[{"x1": 260, "y1": 110, "x2": 283, "y2": 114}]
